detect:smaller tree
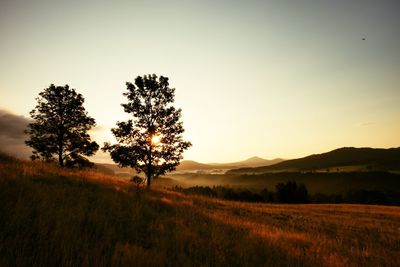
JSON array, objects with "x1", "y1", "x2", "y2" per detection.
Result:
[
  {"x1": 130, "y1": 175, "x2": 144, "y2": 190},
  {"x1": 25, "y1": 84, "x2": 99, "y2": 167}
]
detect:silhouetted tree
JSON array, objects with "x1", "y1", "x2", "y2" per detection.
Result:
[
  {"x1": 275, "y1": 181, "x2": 309, "y2": 203},
  {"x1": 25, "y1": 84, "x2": 99, "y2": 167},
  {"x1": 103, "y1": 74, "x2": 191, "y2": 190}
]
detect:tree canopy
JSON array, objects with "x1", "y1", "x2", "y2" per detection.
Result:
[
  {"x1": 25, "y1": 84, "x2": 99, "y2": 167},
  {"x1": 103, "y1": 74, "x2": 191, "y2": 189}
]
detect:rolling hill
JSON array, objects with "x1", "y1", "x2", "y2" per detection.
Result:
[
  {"x1": 175, "y1": 157, "x2": 284, "y2": 172},
  {"x1": 228, "y1": 147, "x2": 400, "y2": 174},
  {"x1": 175, "y1": 160, "x2": 218, "y2": 171}
]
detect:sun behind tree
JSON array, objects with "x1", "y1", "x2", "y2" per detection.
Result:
[
  {"x1": 151, "y1": 135, "x2": 161, "y2": 145},
  {"x1": 103, "y1": 74, "x2": 191, "y2": 190}
]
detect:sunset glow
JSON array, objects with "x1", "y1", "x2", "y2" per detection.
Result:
[
  {"x1": 151, "y1": 135, "x2": 161, "y2": 145},
  {"x1": 0, "y1": 0, "x2": 399, "y2": 163}
]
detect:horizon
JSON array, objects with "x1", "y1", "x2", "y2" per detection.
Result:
[{"x1": 1, "y1": 1, "x2": 400, "y2": 163}]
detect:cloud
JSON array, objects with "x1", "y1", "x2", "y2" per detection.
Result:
[
  {"x1": 0, "y1": 109, "x2": 32, "y2": 158},
  {"x1": 0, "y1": 109, "x2": 111, "y2": 163}
]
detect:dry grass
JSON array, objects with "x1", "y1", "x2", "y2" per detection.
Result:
[
  {"x1": 154, "y1": 190, "x2": 400, "y2": 267},
  {"x1": 1, "y1": 153, "x2": 399, "y2": 267}
]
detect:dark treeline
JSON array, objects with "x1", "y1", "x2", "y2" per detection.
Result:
[
  {"x1": 311, "y1": 190, "x2": 400, "y2": 205},
  {"x1": 174, "y1": 181, "x2": 310, "y2": 204},
  {"x1": 173, "y1": 181, "x2": 400, "y2": 205}
]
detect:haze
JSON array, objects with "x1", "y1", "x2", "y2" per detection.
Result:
[{"x1": 1, "y1": 0, "x2": 399, "y2": 163}]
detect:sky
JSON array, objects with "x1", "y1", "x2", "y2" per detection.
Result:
[{"x1": 0, "y1": 0, "x2": 399, "y2": 163}]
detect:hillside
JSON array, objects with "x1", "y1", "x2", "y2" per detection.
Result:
[
  {"x1": 1, "y1": 152, "x2": 400, "y2": 266},
  {"x1": 228, "y1": 147, "x2": 400, "y2": 174}
]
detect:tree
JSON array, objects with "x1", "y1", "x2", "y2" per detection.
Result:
[
  {"x1": 275, "y1": 181, "x2": 309, "y2": 203},
  {"x1": 25, "y1": 84, "x2": 99, "y2": 167},
  {"x1": 103, "y1": 74, "x2": 191, "y2": 190}
]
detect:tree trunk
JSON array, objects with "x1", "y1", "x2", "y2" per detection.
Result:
[
  {"x1": 146, "y1": 174, "x2": 151, "y2": 191},
  {"x1": 58, "y1": 143, "x2": 64, "y2": 167},
  {"x1": 58, "y1": 153, "x2": 63, "y2": 166},
  {"x1": 58, "y1": 128, "x2": 64, "y2": 167},
  {"x1": 147, "y1": 136, "x2": 152, "y2": 190}
]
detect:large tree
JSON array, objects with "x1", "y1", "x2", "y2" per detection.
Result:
[
  {"x1": 103, "y1": 74, "x2": 191, "y2": 190},
  {"x1": 25, "y1": 84, "x2": 99, "y2": 167}
]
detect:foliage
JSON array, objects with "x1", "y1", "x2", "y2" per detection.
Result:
[
  {"x1": 130, "y1": 175, "x2": 144, "y2": 185},
  {"x1": 25, "y1": 84, "x2": 99, "y2": 167},
  {"x1": 103, "y1": 74, "x2": 191, "y2": 189}
]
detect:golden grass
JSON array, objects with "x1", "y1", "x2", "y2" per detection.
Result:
[
  {"x1": 153, "y1": 189, "x2": 400, "y2": 267},
  {"x1": 0, "y1": 153, "x2": 130, "y2": 188},
  {"x1": 1, "y1": 153, "x2": 399, "y2": 267}
]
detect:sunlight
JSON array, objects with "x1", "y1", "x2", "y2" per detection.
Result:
[{"x1": 151, "y1": 135, "x2": 161, "y2": 145}]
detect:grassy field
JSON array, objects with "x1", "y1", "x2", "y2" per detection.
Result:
[{"x1": 1, "y1": 153, "x2": 399, "y2": 267}]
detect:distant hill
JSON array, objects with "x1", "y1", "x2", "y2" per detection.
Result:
[
  {"x1": 211, "y1": 156, "x2": 284, "y2": 168},
  {"x1": 95, "y1": 157, "x2": 284, "y2": 174},
  {"x1": 176, "y1": 160, "x2": 217, "y2": 171},
  {"x1": 228, "y1": 147, "x2": 400, "y2": 174},
  {"x1": 241, "y1": 156, "x2": 279, "y2": 166},
  {"x1": 176, "y1": 157, "x2": 284, "y2": 172}
]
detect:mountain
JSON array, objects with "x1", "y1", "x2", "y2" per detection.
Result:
[
  {"x1": 176, "y1": 157, "x2": 284, "y2": 171},
  {"x1": 239, "y1": 156, "x2": 283, "y2": 167},
  {"x1": 228, "y1": 147, "x2": 400, "y2": 174}
]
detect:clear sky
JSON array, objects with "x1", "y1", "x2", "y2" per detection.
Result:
[{"x1": 0, "y1": 0, "x2": 399, "y2": 163}]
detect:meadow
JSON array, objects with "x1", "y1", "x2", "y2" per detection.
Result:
[{"x1": 1, "y1": 152, "x2": 399, "y2": 267}]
